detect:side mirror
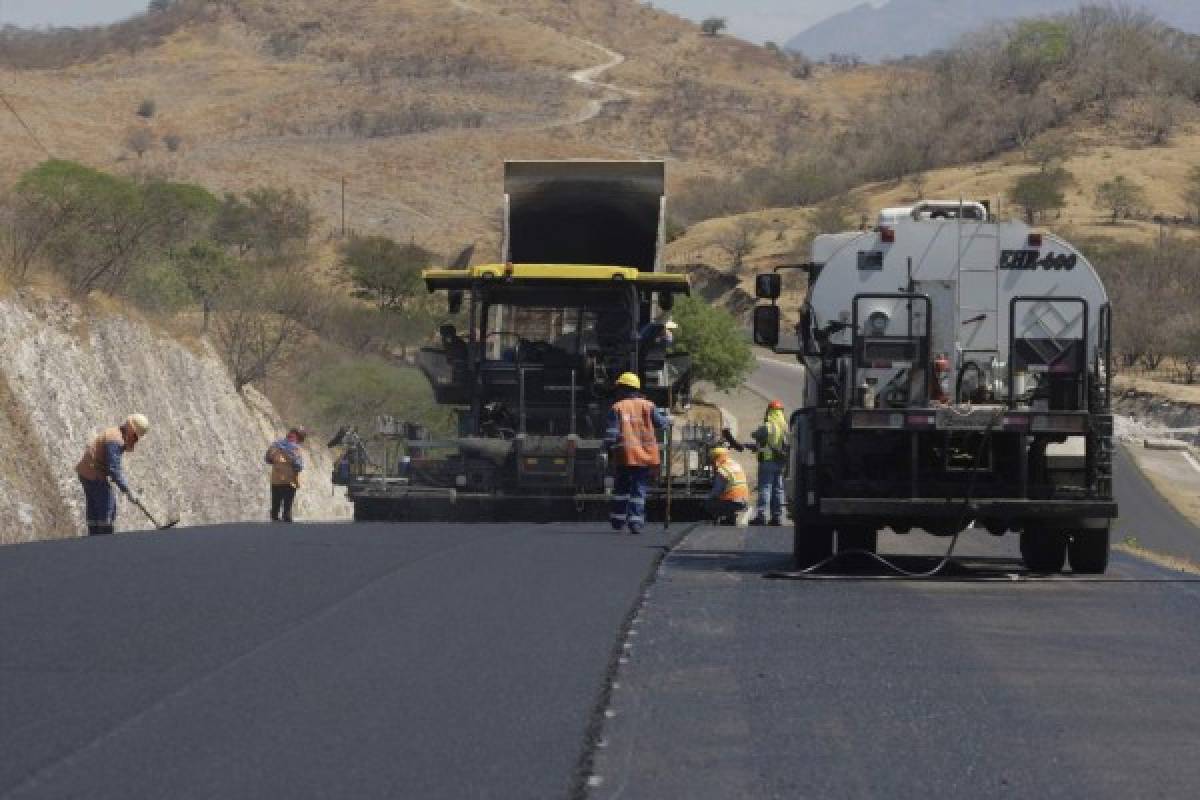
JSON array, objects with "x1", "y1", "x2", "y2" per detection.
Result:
[
  {"x1": 755, "y1": 273, "x2": 782, "y2": 300},
  {"x1": 753, "y1": 305, "x2": 781, "y2": 347},
  {"x1": 447, "y1": 290, "x2": 464, "y2": 314},
  {"x1": 659, "y1": 292, "x2": 675, "y2": 312}
]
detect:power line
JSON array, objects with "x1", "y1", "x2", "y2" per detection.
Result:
[{"x1": 0, "y1": 88, "x2": 52, "y2": 157}]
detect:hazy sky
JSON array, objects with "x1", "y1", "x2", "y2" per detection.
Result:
[
  {"x1": 649, "y1": 1, "x2": 882, "y2": 43},
  {"x1": 0, "y1": 0, "x2": 870, "y2": 39},
  {"x1": 0, "y1": 0, "x2": 150, "y2": 28}
]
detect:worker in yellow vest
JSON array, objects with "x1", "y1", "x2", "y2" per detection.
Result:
[
  {"x1": 704, "y1": 447, "x2": 749, "y2": 525},
  {"x1": 749, "y1": 399, "x2": 789, "y2": 526}
]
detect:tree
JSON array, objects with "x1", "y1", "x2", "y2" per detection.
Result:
[
  {"x1": 174, "y1": 241, "x2": 237, "y2": 332},
  {"x1": 1009, "y1": 168, "x2": 1071, "y2": 224},
  {"x1": 671, "y1": 295, "x2": 754, "y2": 391},
  {"x1": 10, "y1": 159, "x2": 217, "y2": 296},
  {"x1": 1095, "y1": 175, "x2": 1145, "y2": 224},
  {"x1": 1026, "y1": 131, "x2": 1074, "y2": 173},
  {"x1": 343, "y1": 235, "x2": 435, "y2": 311},
  {"x1": 700, "y1": 17, "x2": 727, "y2": 37},
  {"x1": 147, "y1": 0, "x2": 173, "y2": 11},
  {"x1": 212, "y1": 187, "x2": 312, "y2": 258},
  {"x1": 713, "y1": 219, "x2": 762, "y2": 273},
  {"x1": 809, "y1": 193, "x2": 864, "y2": 235},
  {"x1": 136, "y1": 98, "x2": 156, "y2": 118},
  {"x1": 211, "y1": 273, "x2": 321, "y2": 391},
  {"x1": 162, "y1": 132, "x2": 182, "y2": 152},
  {"x1": 124, "y1": 126, "x2": 155, "y2": 158},
  {"x1": 1182, "y1": 166, "x2": 1200, "y2": 224}
]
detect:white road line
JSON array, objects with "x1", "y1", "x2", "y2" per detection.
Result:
[{"x1": 1183, "y1": 451, "x2": 1200, "y2": 475}]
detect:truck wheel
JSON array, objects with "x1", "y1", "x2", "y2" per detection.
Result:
[
  {"x1": 794, "y1": 521, "x2": 834, "y2": 569},
  {"x1": 1020, "y1": 529, "x2": 1067, "y2": 574},
  {"x1": 837, "y1": 527, "x2": 878, "y2": 555},
  {"x1": 1067, "y1": 527, "x2": 1110, "y2": 575}
]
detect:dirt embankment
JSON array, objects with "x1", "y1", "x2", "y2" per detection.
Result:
[
  {"x1": 0, "y1": 293, "x2": 351, "y2": 545},
  {"x1": 1113, "y1": 385, "x2": 1200, "y2": 446}
]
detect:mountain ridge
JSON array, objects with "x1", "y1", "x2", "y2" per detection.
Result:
[{"x1": 787, "y1": 0, "x2": 1200, "y2": 61}]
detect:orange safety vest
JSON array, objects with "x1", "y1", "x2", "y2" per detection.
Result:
[
  {"x1": 718, "y1": 460, "x2": 750, "y2": 503},
  {"x1": 612, "y1": 396, "x2": 662, "y2": 468},
  {"x1": 75, "y1": 427, "x2": 124, "y2": 481}
]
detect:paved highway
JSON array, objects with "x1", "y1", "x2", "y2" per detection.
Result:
[
  {"x1": 0, "y1": 523, "x2": 682, "y2": 799},
  {"x1": 3, "y1": 358, "x2": 1198, "y2": 799}
]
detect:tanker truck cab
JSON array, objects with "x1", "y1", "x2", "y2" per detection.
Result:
[{"x1": 754, "y1": 201, "x2": 1117, "y2": 574}]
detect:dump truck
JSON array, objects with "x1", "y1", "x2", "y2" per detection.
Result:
[
  {"x1": 343, "y1": 161, "x2": 721, "y2": 522},
  {"x1": 753, "y1": 201, "x2": 1117, "y2": 573}
]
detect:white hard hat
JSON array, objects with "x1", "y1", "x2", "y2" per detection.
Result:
[
  {"x1": 125, "y1": 413, "x2": 150, "y2": 436},
  {"x1": 664, "y1": 320, "x2": 679, "y2": 330}
]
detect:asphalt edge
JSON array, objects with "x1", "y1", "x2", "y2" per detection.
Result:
[{"x1": 568, "y1": 522, "x2": 700, "y2": 799}]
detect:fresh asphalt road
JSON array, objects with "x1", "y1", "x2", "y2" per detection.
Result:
[{"x1": 0, "y1": 522, "x2": 681, "y2": 799}]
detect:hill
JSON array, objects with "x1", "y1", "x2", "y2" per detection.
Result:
[
  {"x1": 0, "y1": 0, "x2": 839, "y2": 259},
  {"x1": 786, "y1": 0, "x2": 1200, "y2": 61}
]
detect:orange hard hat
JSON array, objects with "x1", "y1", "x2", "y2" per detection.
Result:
[{"x1": 768, "y1": 400, "x2": 784, "y2": 410}]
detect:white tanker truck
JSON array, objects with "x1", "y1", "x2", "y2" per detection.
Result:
[{"x1": 753, "y1": 201, "x2": 1117, "y2": 574}]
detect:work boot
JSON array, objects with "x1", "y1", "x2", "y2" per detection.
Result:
[
  {"x1": 748, "y1": 516, "x2": 766, "y2": 526},
  {"x1": 87, "y1": 525, "x2": 100, "y2": 536},
  {"x1": 769, "y1": 518, "x2": 783, "y2": 527},
  {"x1": 97, "y1": 525, "x2": 114, "y2": 536},
  {"x1": 628, "y1": 526, "x2": 643, "y2": 536}
]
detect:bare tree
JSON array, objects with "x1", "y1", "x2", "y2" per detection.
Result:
[
  {"x1": 125, "y1": 126, "x2": 156, "y2": 159},
  {"x1": 211, "y1": 275, "x2": 322, "y2": 391},
  {"x1": 714, "y1": 218, "x2": 762, "y2": 273},
  {"x1": 700, "y1": 17, "x2": 727, "y2": 37},
  {"x1": 1095, "y1": 175, "x2": 1146, "y2": 224}
]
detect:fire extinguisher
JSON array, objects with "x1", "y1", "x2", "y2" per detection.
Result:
[{"x1": 932, "y1": 352, "x2": 952, "y2": 404}]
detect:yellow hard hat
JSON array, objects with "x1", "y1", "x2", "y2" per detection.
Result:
[
  {"x1": 616, "y1": 372, "x2": 641, "y2": 390},
  {"x1": 125, "y1": 413, "x2": 150, "y2": 436},
  {"x1": 710, "y1": 447, "x2": 729, "y2": 461}
]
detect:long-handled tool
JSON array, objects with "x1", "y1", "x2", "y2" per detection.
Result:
[
  {"x1": 664, "y1": 384, "x2": 673, "y2": 532},
  {"x1": 125, "y1": 490, "x2": 180, "y2": 531}
]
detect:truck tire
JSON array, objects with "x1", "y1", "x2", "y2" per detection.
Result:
[
  {"x1": 1067, "y1": 527, "x2": 1110, "y2": 574},
  {"x1": 1020, "y1": 529, "x2": 1067, "y2": 574},
  {"x1": 794, "y1": 521, "x2": 834, "y2": 569},
  {"x1": 837, "y1": 526, "x2": 878, "y2": 555}
]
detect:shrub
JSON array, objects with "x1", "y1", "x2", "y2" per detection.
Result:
[
  {"x1": 136, "y1": 98, "x2": 157, "y2": 118},
  {"x1": 671, "y1": 295, "x2": 754, "y2": 391}
]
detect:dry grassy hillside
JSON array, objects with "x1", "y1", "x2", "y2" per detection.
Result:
[
  {"x1": 0, "y1": 0, "x2": 844, "y2": 259},
  {"x1": 668, "y1": 119, "x2": 1200, "y2": 282}
]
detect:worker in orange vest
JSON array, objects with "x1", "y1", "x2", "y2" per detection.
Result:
[
  {"x1": 75, "y1": 413, "x2": 150, "y2": 535},
  {"x1": 605, "y1": 372, "x2": 670, "y2": 535},
  {"x1": 704, "y1": 447, "x2": 749, "y2": 525}
]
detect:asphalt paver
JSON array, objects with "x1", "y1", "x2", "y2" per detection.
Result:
[{"x1": 0, "y1": 522, "x2": 678, "y2": 799}]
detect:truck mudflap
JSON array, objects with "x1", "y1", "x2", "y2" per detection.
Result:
[
  {"x1": 351, "y1": 488, "x2": 710, "y2": 524},
  {"x1": 819, "y1": 498, "x2": 1117, "y2": 519}
]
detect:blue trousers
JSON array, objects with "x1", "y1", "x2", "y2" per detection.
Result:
[
  {"x1": 611, "y1": 467, "x2": 651, "y2": 533},
  {"x1": 80, "y1": 478, "x2": 117, "y2": 533},
  {"x1": 756, "y1": 460, "x2": 786, "y2": 520}
]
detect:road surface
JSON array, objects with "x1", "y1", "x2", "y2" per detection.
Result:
[
  {"x1": 588, "y1": 525, "x2": 1200, "y2": 799},
  {"x1": 0, "y1": 523, "x2": 681, "y2": 799},
  {"x1": 4, "y1": 359, "x2": 1199, "y2": 799}
]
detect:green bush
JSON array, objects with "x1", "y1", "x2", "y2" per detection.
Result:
[
  {"x1": 672, "y1": 295, "x2": 754, "y2": 391},
  {"x1": 305, "y1": 358, "x2": 453, "y2": 437}
]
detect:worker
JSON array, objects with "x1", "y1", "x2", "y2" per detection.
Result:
[
  {"x1": 75, "y1": 413, "x2": 150, "y2": 536},
  {"x1": 266, "y1": 427, "x2": 307, "y2": 523},
  {"x1": 704, "y1": 447, "x2": 749, "y2": 525},
  {"x1": 605, "y1": 372, "x2": 670, "y2": 535},
  {"x1": 639, "y1": 316, "x2": 677, "y2": 349},
  {"x1": 749, "y1": 399, "x2": 789, "y2": 526}
]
